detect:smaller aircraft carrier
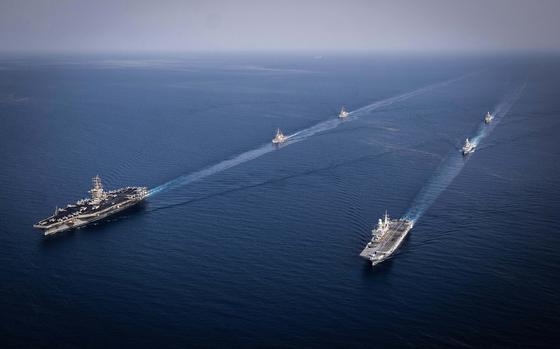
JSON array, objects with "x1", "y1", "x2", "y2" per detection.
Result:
[
  {"x1": 360, "y1": 212, "x2": 414, "y2": 266},
  {"x1": 34, "y1": 176, "x2": 148, "y2": 236}
]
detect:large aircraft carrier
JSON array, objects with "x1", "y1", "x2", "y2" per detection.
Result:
[
  {"x1": 33, "y1": 176, "x2": 148, "y2": 236},
  {"x1": 360, "y1": 212, "x2": 414, "y2": 266}
]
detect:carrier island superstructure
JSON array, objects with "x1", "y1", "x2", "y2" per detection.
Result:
[
  {"x1": 360, "y1": 212, "x2": 414, "y2": 266},
  {"x1": 34, "y1": 176, "x2": 148, "y2": 236}
]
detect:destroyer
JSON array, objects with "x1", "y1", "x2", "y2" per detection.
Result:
[
  {"x1": 272, "y1": 128, "x2": 287, "y2": 144},
  {"x1": 484, "y1": 111, "x2": 494, "y2": 124},
  {"x1": 338, "y1": 106, "x2": 349, "y2": 119},
  {"x1": 360, "y1": 211, "x2": 414, "y2": 266},
  {"x1": 462, "y1": 138, "x2": 476, "y2": 155},
  {"x1": 34, "y1": 176, "x2": 148, "y2": 235}
]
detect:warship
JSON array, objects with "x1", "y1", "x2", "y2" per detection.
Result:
[
  {"x1": 338, "y1": 106, "x2": 349, "y2": 119},
  {"x1": 484, "y1": 111, "x2": 494, "y2": 124},
  {"x1": 272, "y1": 128, "x2": 287, "y2": 144},
  {"x1": 462, "y1": 138, "x2": 476, "y2": 155},
  {"x1": 33, "y1": 176, "x2": 148, "y2": 235},
  {"x1": 360, "y1": 211, "x2": 414, "y2": 266}
]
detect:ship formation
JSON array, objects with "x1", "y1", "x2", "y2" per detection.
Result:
[
  {"x1": 35, "y1": 106, "x2": 492, "y2": 269},
  {"x1": 34, "y1": 176, "x2": 148, "y2": 236},
  {"x1": 272, "y1": 106, "x2": 348, "y2": 144},
  {"x1": 360, "y1": 110, "x2": 493, "y2": 266},
  {"x1": 462, "y1": 112, "x2": 493, "y2": 156}
]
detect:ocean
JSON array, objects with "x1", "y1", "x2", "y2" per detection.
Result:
[{"x1": 0, "y1": 53, "x2": 559, "y2": 348}]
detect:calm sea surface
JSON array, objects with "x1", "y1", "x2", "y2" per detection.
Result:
[{"x1": 0, "y1": 53, "x2": 559, "y2": 348}]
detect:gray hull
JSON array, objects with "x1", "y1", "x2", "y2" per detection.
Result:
[
  {"x1": 34, "y1": 181, "x2": 148, "y2": 236},
  {"x1": 360, "y1": 219, "x2": 413, "y2": 266},
  {"x1": 36, "y1": 198, "x2": 144, "y2": 235}
]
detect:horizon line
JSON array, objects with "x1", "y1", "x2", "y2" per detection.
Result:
[{"x1": 1, "y1": 48, "x2": 559, "y2": 56}]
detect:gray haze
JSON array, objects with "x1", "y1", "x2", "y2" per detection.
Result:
[{"x1": 1, "y1": 0, "x2": 559, "y2": 52}]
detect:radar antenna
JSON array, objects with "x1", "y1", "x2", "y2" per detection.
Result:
[{"x1": 90, "y1": 175, "x2": 105, "y2": 201}]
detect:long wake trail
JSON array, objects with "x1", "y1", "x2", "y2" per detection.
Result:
[
  {"x1": 148, "y1": 75, "x2": 468, "y2": 196},
  {"x1": 403, "y1": 83, "x2": 526, "y2": 223}
]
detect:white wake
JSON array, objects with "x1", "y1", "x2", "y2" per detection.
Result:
[
  {"x1": 149, "y1": 76, "x2": 470, "y2": 196},
  {"x1": 403, "y1": 83, "x2": 526, "y2": 222}
]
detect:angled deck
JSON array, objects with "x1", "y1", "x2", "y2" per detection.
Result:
[{"x1": 360, "y1": 220, "x2": 413, "y2": 263}]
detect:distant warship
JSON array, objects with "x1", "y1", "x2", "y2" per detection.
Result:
[
  {"x1": 272, "y1": 128, "x2": 287, "y2": 144},
  {"x1": 34, "y1": 176, "x2": 148, "y2": 235},
  {"x1": 462, "y1": 138, "x2": 476, "y2": 155},
  {"x1": 484, "y1": 111, "x2": 494, "y2": 124},
  {"x1": 338, "y1": 106, "x2": 349, "y2": 119}
]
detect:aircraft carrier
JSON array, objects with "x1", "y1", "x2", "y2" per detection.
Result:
[
  {"x1": 33, "y1": 176, "x2": 148, "y2": 236},
  {"x1": 359, "y1": 212, "x2": 414, "y2": 266}
]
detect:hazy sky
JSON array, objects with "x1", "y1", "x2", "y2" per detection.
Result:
[{"x1": 1, "y1": 0, "x2": 559, "y2": 52}]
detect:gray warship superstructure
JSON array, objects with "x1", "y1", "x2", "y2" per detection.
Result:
[
  {"x1": 484, "y1": 111, "x2": 494, "y2": 124},
  {"x1": 338, "y1": 106, "x2": 349, "y2": 119},
  {"x1": 360, "y1": 211, "x2": 414, "y2": 266},
  {"x1": 272, "y1": 128, "x2": 287, "y2": 144},
  {"x1": 34, "y1": 176, "x2": 148, "y2": 236},
  {"x1": 462, "y1": 138, "x2": 476, "y2": 156}
]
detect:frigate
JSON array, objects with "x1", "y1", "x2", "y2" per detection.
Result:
[
  {"x1": 272, "y1": 128, "x2": 287, "y2": 144},
  {"x1": 462, "y1": 138, "x2": 476, "y2": 155},
  {"x1": 338, "y1": 106, "x2": 349, "y2": 119}
]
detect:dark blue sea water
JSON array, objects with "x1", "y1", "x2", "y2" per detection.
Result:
[{"x1": 1, "y1": 53, "x2": 559, "y2": 348}]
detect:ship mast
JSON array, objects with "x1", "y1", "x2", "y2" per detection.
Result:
[{"x1": 90, "y1": 175, "x2": 106, "y2": 201}]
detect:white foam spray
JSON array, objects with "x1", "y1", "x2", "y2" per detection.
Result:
[
  {"x1": 403, "y1": 83, "x2": 526, "y2": 223},
  {"x1": 149, "y1": 75, "x2": 469, "y2": 196}
]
